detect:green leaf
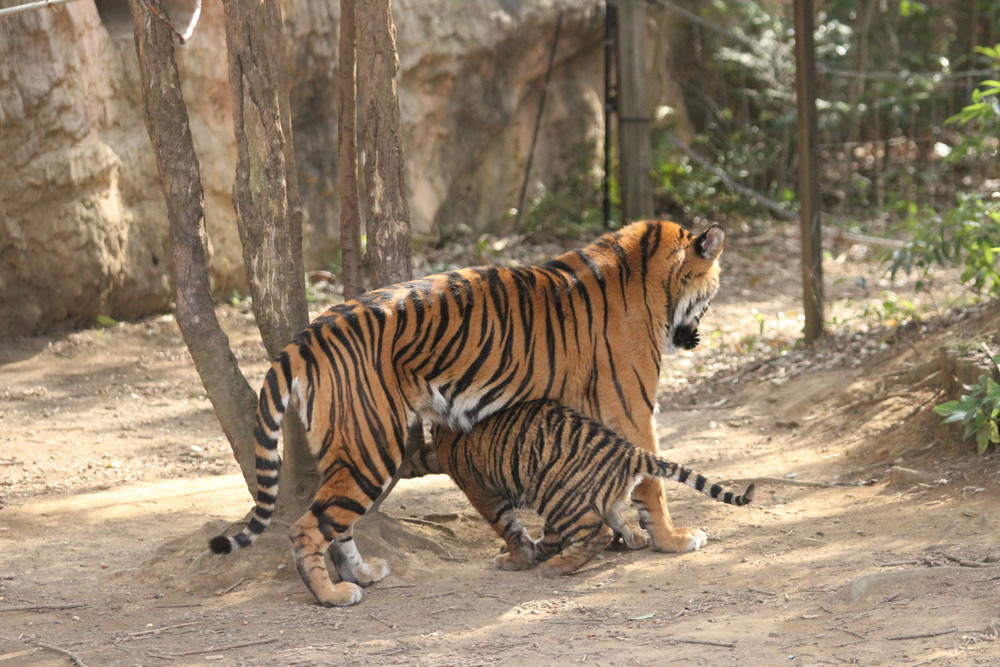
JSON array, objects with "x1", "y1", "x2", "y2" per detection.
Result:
[
  {"x1": 95, "y1": 315, "x2": 117, "y2": 328},
  {"x1": 933, "y1": 400, "x2": 962, "y2": 416}
]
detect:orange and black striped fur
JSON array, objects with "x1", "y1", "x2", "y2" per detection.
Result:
[
  {"x1": 436, "y1": 400, "x2": 754, "y2": 577},
  {"x1": 209, "y1": 220, "x2": 726, "y2": 606}
]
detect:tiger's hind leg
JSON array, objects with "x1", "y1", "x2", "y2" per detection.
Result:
[
  {"x1": 328, "y1": 527, "x2": 390, "y2": 588},
  {"x1": 290, "y1": 473, "x2": 392, "y2": 607},
  {"x1": 537, "y1": 511, "x2": 614, "y2": 577},
  {"x1": 290, "y1": 508, "x2": 365, "y2": 607}
]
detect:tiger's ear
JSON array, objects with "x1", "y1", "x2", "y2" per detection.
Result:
[{"x1": 694, "y1": 224, "x2": 726, "y2": 262}]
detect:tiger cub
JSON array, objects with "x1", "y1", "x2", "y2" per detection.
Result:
[{"x1": 435, "y1": 400, "x2": 755, "y2": 577}]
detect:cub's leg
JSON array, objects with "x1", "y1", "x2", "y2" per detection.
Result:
[
  {"x1": 537, "y1": 510, "x2": 613, "y2": 577},
  {"x1": 290, "y1": 469, "x2": 391, "y2": 607},
  {"x1": 606, "y1": 501, "x2": 649, "y2": 550},
  {"x1": 534, "y1": 522, "x2": 564, "y2": 562},
  {"x1": 490, "y1": 506, "x2": 538, "y2": 571},
  {"x1": 627, "y1": 418, "x2": 707, "y2": 553},
  {"x1": 463, "y1": 488, "x2": 536, "y2": 570}
]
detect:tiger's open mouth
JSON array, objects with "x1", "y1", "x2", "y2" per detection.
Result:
[{"x1": 672, "y1": 324, "x2": 700, "y2": 350}]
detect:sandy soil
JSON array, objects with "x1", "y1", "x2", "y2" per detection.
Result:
[{"x1": 2, "y1": 229, "x2": 999, "y2": 666}]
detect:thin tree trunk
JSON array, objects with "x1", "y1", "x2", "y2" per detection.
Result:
[
  {"x1": 222, "y1": 0, "x2": 317, "y2": 506},
  {"x1": 615, "y1": 0, "x2": 654, "y2": 222},
  {"x1": 339, "y1": 0, "x2": 365, "y2": 300},
  {"x1": 794, "y1": 0, "x2": 824, "y2": 342},
  {"x1": 129, "y1": 0, "x2": 256, "y2": 493},
  {"x1": 356, "y1": 0, "x2": 413, "y2": 288},
  {"x1": 355, "y1": 0, "x2": 428, "y2": 508}
]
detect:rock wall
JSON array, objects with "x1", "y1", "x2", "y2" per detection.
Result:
[
  {"x1": 0, "y1": 0, "x2": 689, "y2": 336},
  {"x1": 0, "y1": 0, "x2": 242, "y2": 336}
]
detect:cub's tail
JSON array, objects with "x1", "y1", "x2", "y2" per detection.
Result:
[
  {"x1": 208, "y1": 354, "x2": 295, "y2": 555},
  {"x1": 644, "y1": 454, "x2": 755, "y2": 506}
]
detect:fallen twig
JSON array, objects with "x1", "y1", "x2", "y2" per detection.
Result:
[
  {"x1": 748, "y1": 587, "x2": 777, "y2": 596},
  {"x1": 888, "y1": 628, "x2": 967, "y2": 641},
  {"x1": 376, "y1": 583, "x2": 417, "y2": 591},
  {"x1": 0, "y1": 603, "x2": 85, "y2": 613},
  {"x1": 369, "y1": 612, "x2": 396, "y2": 629},
  {"x1": 665, "y1": 638, "x2": 735, "y2": 648},
  {"x1": 395, "y1": 516, "x2": 457, "y2": 538},
  {"x1": 942, "y1": 553, "x2": 1000, "y2": 568},
  {"x1": 671, "y1": 399, "x2": 730, "y2": 411},
  {"x1": 147, "y1": 637, "x2": 278, "y2": 658},
  {"x1": 724, "y1": 477, "x2": 838, "y2": 488},
  {"x1": 35, "y1": 641, "x2": 88, "y2": 667},
  {"x1": 127, "y1": 620, "x2": 205, "y2": 638},
  {"x1": 220, "y1": 577, "x2": 246, "y2": 595}
]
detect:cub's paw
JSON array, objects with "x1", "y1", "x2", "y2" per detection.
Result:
[
  {"x1": 622, "y1": 526, "x2": 650, "y2": 550},
  {"x1": 493, "y1": 551, "x2": 535, "y2": 571}
]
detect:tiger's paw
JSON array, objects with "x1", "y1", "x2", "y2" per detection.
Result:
[
  {"x1": 650, "y1": 527, "x2": 707, "y2": 553},
  {"x1": 494, "y1": 550, "x2": 535, "y2": 571},
  {"x1": 355, "y1": 557, "x2": 391, "y2": 587},
  {"x1": 622, "y1": 526, "x2": 650, "y2": 550},
  {"x1": 316, "y1": 581, "x2": 364, "y2": 607}
]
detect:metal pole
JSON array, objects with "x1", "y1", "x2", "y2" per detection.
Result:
[{"x1": 0, "y1": 0, "x2": 79, "y2": 19}]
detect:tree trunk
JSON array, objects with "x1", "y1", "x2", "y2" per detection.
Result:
[
  {"x1": 615, "y1": 0, "x2": 654, "y2": 222},
  {"x1": 339, "y1": 0, "x2": 365, "y2": 301},
  {"x1": 793, "y1": 0, "x2": 824, "y2": 342},
  {"x1": 356, "y1": 0, "x2": 413, "y2": 288},
  {"x1": 129, "y1": 0, "x2": 257, "y2": 494},
  {"x1": 355, "y1": 0, "x2": 430, "y2": 507},
  {"x1": 222, "y1": 0, "x2": 317, "y2": 507}
]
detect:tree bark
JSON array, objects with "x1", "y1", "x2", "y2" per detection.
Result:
[
  {"x1": 356, "y1": 0, "x2": 413, "y2": 288},
  {"x1": 355, "y1": 0, "x2": 429, "y2": 507},
  {"x1": 793, "y1": 0, "x2": 824, "y2": 342},
  {"x1": 615, "y1": 0, "x2": 654, "y2": 222},
  {"x1": 129, "y1": 0, "x2": 257, "y2": 493},
  {"x1": 339, "y1": 0, "x2": 365, "y2": 301},
  {"x1": 222, "y1": 0, "x2": 317, "y2": 505}
]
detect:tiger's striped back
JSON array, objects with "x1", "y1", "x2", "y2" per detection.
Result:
[{"x1": 435, "y1": 400, "x2": 754, "y2": 577}]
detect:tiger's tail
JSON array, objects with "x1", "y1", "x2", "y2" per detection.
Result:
[
  {"x1": 208, "y1": 353, "x2": 296, "y2": 555},
  {"x1": 642, "y1": 453, "x2": 755, "y2": 507}
]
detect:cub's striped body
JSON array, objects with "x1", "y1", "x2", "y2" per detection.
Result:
[
  {"x1": 210, "y1": 219, "x2": 726, "y2": 606},
  {"x1": 436, "y1": 400, "x2": 754, "y2": 576}
]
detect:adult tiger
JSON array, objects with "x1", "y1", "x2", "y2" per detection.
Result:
[{"x1": 210, "y1": 219, "x2": 727, "y2": 607}]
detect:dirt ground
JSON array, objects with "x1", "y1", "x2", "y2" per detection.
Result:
[{"x1": 2, "y1": 228, "x2": 999, "y2": 666}]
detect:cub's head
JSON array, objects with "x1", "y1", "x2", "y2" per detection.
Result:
[{"x1": 668, "y1": 223, "x2": 726, "y2": 352}]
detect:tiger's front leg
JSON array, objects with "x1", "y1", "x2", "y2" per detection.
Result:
[{"x1": 628, "y1": 419, "x2": 708, "y2": 553}]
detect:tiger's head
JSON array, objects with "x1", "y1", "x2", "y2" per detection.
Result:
[{"x1": 668, "y1": 223, "x2": 726, "y2": 352}]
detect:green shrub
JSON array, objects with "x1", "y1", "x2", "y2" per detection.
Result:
[
  {"x1": 890, "y1": 192, "x2": 1000, "y2": 295},
  {"x1": 934, "y1": 357, "x2": 1000, "y2": 454}
]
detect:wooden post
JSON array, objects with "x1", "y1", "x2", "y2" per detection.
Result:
[
  {"x1": 615, "y1": 0, "x2": 653, "y2": 222},
  {"x1": 794, "y1": 0, "x2": 824, "y2": 341}
]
